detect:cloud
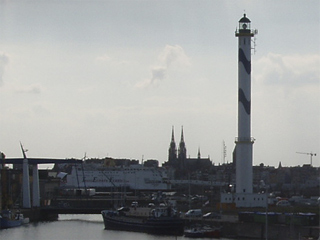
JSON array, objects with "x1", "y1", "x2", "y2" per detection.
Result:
[
  {"x1": 253, "y1": 52, "x2": 320, "y2": 121},
  {"x1": 96, "y1": 54, "x2": 112, "y2": 62},
  {"x1": 0, "y1": 53, "x2": 9, "y2": 86},
  {"x1": 136, "y1": 45, "x2": 191, "y2": 88},
  {"x1": 32, "y1": 104, "x2": 50, "y2": 117},
  {"x1": 15, "y1": 84, "x2": 42, "y2": 94},
  {"x1": 254, "y1": 53, "x2": 320, "y2": 87},
  {"x1": 95, "y1": 53, "x2": 129, "y2": 66},
  {"x1": 252, "y1": 53, "x2": 320, "y2": 168},
  {"x1": 159, "y1": 45, "x2": 191, "y2": 68},
  {"x1": 151, "y1": 66, "x2": 166, "y2": 82}
]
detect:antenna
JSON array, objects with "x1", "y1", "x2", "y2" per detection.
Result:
[
  {"x1": 251, "y1": 29, "x2": 258, "y2": 55},
  {"x1": 20, "y1": 142, "x2": 28, "y2": 159},
  {"x1": 222, "y1": 141, "x2": 227, "y2": 164},
  {"x1": 296, "y1": 152, "x2": 317, "y2": 166}
]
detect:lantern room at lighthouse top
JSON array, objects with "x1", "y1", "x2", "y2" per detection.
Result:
[{"x1": 236, "y1": 14, "x2": 255, "y2": 37}]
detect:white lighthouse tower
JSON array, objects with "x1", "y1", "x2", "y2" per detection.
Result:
[
  {"x1": 221, "y1": 14, "x2": 266, "y2": 208},
  {"x1": 235, "y1": 14, "x2": 254, "y2": 195}
]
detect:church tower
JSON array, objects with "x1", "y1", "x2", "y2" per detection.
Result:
[
  {"x1": 168, "y1": 126, "x2": 177, "y2": 164},
  {"x1": 178, "y1": 126, "x2": 187, "y2": 169}
]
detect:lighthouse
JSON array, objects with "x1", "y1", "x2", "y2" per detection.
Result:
[
  {"x1": 235, "y1": 14, "x2": 255, "y2": 194},
  {"x1": 221, "y1": 14, "x2": 266, "y2": 208}
]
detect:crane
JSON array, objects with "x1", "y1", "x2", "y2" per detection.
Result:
[{"x1": 296, "y1": 152, "x2": 317, "y2": 166}]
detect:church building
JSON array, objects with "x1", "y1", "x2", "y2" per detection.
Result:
[{"x1": 164, "y1": 126, "x2": 212, "y2": 179}]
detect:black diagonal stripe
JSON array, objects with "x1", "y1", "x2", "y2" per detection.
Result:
[
  {"x1": 239, "y1": 48, "x2": 251, "y2": 74},
  {"x1": 239, "y1": 88, "x2": 250, "y2": 115}
]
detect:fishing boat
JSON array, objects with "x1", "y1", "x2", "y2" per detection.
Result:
[{"x1": 101, "y1": 206, "x2": 184, "y2": 235}]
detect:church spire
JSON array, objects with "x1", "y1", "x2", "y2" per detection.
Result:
[
  {"x1": 178, "y1": 126, "x2": 187, "y2": 165},
  {"x1": 171, "y1": 126, "x2": 175, "y2": 142},
  {"x1": 168, "y1": 126, "x2": 177, "y2": 163},
  {"x1": 180, "y1": 126, "x2": 185, "y2": 143}
]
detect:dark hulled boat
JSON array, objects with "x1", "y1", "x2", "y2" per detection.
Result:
[{"x1": 101, "y1": 206, "x2": 184, "y2": 235}]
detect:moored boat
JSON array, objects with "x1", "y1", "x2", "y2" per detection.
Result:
[
  {"x1": 0, "y1": 210, "x2": 26, "y2": 229},
  {"x1": 184, "y1": 224, "x2": 221, "y2": 238},
  {"x1": 101, "y1": 206, "x2": 184, "y2": 235},
  {"x1": 184, "y1": 227, "x2": 204, "y2": 238},
  {"x1": 202, "y1": 225, "x2": 221, "y2": 238}
]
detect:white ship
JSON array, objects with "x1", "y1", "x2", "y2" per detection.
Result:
[{"x1": 55, "y1": 160, "x2": 171, "y2": 191}]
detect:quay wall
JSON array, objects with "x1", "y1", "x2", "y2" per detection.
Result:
[
  {"x1": 19, "y1": 207, "x2": 319, "y2": 239},
  {"x1": 218, "y1": 221, "x2": 319, "y2": 239},
  {"x1": 21, "y1": 208, "x2": 58, "y2": 222},
  {"x1": 126, "y1": 208, "x2": 320, "y2": 239}
]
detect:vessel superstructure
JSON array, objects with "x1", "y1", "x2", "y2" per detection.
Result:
[{"x1": 55, "y1": 160, "x2": 171, "y2": 191}]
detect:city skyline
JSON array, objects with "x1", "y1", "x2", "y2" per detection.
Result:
[{"x1": 0, "y1": 1, "x2": 319, "y2": 168}]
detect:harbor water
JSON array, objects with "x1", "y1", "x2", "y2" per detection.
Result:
[{"x1": 0, "y1": 214, "x2": 239, "y2": 240}]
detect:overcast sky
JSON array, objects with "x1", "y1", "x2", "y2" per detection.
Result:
[{"x1": 0, "y1": 0, "x2": 319, "y2": 168}]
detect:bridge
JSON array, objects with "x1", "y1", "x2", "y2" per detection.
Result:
[
  {"x1": 1, "y1": 151, "x2": 82, "y2": 209},
  {"x1": 2, "y1": 158, "x2": 82, "y2": 165}
]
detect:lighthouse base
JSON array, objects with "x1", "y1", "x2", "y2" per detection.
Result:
[{"x1": 220, "y1": 192, "x2": 267, "y2": 208}]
